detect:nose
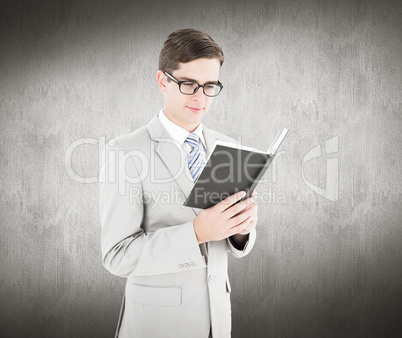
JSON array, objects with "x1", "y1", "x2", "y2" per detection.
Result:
[{"x1": 192, "y1": 86, "x2": 206, "y2": 102}]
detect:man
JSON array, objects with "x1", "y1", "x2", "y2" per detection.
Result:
[{"x1": 99, "y1": 29, "x2": 258, "y2": 338}]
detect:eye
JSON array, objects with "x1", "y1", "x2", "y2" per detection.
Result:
[
  {"x1": 182, "y1": 82, "x2": 196, "y2": 87},
  {"x1": 205, "y1": 84, "x2": 216, "y2": 89}
]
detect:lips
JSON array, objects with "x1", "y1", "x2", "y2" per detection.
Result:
[{"x1": 187, "y1": 106, "x2": 203, "y2": 112}]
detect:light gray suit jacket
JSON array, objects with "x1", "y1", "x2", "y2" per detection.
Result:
[{"x1": 99, "y1": 114, "x2": 256, "y2": 338}]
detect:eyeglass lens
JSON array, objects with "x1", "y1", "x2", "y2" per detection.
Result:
[{"x1": 180, "y1": 82, "x2": 220, "y2": 96}]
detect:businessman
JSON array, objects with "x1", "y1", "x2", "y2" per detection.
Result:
[{"x1": 99, "y1": 28, "x2": 258, "y2": 338}]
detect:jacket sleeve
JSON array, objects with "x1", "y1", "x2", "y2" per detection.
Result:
[
  {"x1": 226, "y1": 228, "x2": 256, "y2": 258},
  {"x1": 99, "y1": 141, "x2": 207, "y2": 278}
]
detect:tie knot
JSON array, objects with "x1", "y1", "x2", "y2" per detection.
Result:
[{"x1": 185, "y1": 133, "x2": 200, "y2": 149}]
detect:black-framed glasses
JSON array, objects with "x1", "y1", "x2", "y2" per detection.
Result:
[{"x1": 164, "y1": 71, "x2": 223, "y2": 97}]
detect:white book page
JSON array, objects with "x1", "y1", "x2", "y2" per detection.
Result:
[
  {"x1": 206, "y1": 128, "x2": 288, "y2": 162},
  {"x1": 267, "y1": 128, "x2": 289, "y2": 156},
  {"x1": 213, "y1": 140, "x2": 268, "y2": 154}
]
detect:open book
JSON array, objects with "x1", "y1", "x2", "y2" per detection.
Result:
[{"x1": 183, "y1": 128, "x2": 289, "y2": 209}]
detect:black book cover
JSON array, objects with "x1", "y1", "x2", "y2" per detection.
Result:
[{"x1": 183, "y1": 128, "x2": 288, "y2": 209}]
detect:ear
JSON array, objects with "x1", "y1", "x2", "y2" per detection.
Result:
[{"x1": 157, "y1": 70, "x2": 167, "y2": 93}]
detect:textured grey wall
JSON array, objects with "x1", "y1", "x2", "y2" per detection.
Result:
[{"x1": 1, "y1": 0, "x2": 401, "y2": 337}]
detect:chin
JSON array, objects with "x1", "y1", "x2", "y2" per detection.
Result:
[
  {"x1": 191, "y1": 113, "x2": 204, "y2": 121},
  {"x1": 185, "y1": 118, "x2": 201, "y2": 126}
]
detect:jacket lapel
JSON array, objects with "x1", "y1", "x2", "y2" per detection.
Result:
[
  {"x1": 146, "y1": 115, "x2": 219, "y2": 216},
  {"x1": 146, "y1": 115, "x2": 195, "y2": 214},
  {"x1": 202, "y1": 125, "x2": 219, "y2": 158}
]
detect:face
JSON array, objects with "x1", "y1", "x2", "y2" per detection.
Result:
[{"x1": 157, "y1": 58, "x2": 221, "y2": 132}]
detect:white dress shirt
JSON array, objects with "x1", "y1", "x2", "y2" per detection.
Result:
[{"x1": 158, "y1": 108, "x2": 209, "y2": 160}]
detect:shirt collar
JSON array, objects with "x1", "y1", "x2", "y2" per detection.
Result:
[{"x1": 158, "y1": 108, "x2": 207, "y2": 148}]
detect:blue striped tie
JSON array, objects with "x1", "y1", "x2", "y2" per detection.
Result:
[{"x1": 185, "y1": 133, "x2": 206, "y2": 182}]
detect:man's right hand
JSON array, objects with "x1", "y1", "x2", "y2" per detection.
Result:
[{"x1": 193, "y1": 191, "x2": 257, "y2": 244}]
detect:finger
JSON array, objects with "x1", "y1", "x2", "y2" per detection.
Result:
[
  {"x1": 236, "y1": 201, "x2": 257, "y2": 214},
  {"x1": 237, "y1": 225, "x2": 250, "y2": 235},
  {"x1": 246, "y1": 205, "x2": 258, "y2": 218},
  {"x1": 240, "y1": 214, "x2": 257, "y2": 230},
  {"x1": 223, "y1": 197, "x2": 255, "y2": 218},
  {"x1": 238, "y1": 227, "x2": 251, "y2": 235},
  {"x1": 214, "y1": 191, "x2": 247, "y2": 213},
  {"x1": 238, "y1": 218, "x2": 257, "y2": 235},
  {"x1": 228, "y1": 205, "x2": 257, "y2": 228},
  {"x1": 227, "y1": 215, "x2": 252, "y2": 236},
  {"x1": 246, "y1": 218, "x2": 257, "y2": 230}
]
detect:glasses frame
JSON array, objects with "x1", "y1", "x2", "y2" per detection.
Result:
[{"x1": 164, "y1": 71, "x2": 223, "y2": 97}]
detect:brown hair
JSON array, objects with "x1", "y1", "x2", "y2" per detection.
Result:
[{"x1": 159, "y1": 28, "x2": 224, "y2": 75}]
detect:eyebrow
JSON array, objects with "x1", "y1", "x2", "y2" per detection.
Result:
[{"x1": 177, "y1": 76, "x2": 219, "y2": 85}]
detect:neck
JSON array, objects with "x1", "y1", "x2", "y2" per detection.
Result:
[{"x1": 163, "y1": 108, "x2": 200, "y2": 133}]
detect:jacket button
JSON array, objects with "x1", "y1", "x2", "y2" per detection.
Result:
[
  {"x1": 178, "y1": 264, "x2": 184, "y2": 269},
  {"x1": 189, "y1": 262, "x2": 195, "y2": 268},
  {"x1": 184, "y1": 263, "x2": 190, "y2": 268},
  {"x1": 208, "y1": 275, "x2": 215, "y2": 283}
]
